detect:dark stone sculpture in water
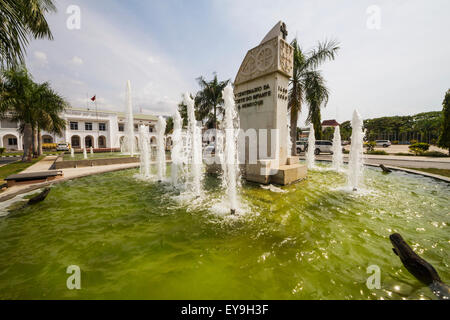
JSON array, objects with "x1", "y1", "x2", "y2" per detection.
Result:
[
  {"x1": 390, "y1": 233, "x2": 449, "y2": 300},
  {"x1": 28, "y1": 187, "x2": 51, "y2": 205}
]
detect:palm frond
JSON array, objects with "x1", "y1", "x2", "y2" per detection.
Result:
[{"x1": 304, "y1": 39, "x2": 340, "y2": 71}]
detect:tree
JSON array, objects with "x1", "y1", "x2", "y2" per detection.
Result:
[
  {"x1": 33, "y1": 81, "x2": 66, "y2": 155},
  {"x1": 340, "y1": 121, "x2": 352, "y2": 141},
  {"x1": 288, "y1": 38, "x2": 339, "y2": 154},
  {"x1": 323, "y1": 127, "x2": 334, "y2": 141},
  {"x1": 165, "y1": 116, "x2": 174, "y2": 135},
  {"x1": 195, "y1": 73, "x2": 230, "y2": 129},
  {"x1": 304, "y1": 70, "x2": 329, "y2": 140},
  {"x1": 438, "y1": 89, "x2": 450, "y2": 155},
  {"x1": 0, "y1": 67, "x2": 66, "y2": 161},
  {"x1": 0, "y1": 0, "x2": 56, "y2": 69}
]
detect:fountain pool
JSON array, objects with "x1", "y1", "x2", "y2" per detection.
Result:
[{"x1": 0, "y1": 163, "x2": 448, "y2": 299}]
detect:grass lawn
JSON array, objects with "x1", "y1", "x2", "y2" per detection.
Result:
[
  {"x1": 62, "y1": 152, "x2": 133, "y2": 161},
  {"x1": 0, "y1": 156, "x2": 45, "y2": 183},
  {"x1": 2, "y1": 151, "x2": 61, "y2": 157},
  {"x1": 403, "y1": 167, "x2": 450, "y2": 178}
]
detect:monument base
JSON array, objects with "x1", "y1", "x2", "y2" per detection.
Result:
[
  {"x1": 205, "y1": 156, "x2": 307, "y2": 186},
  {"x1": 243, "y1": 157, "x2": 307, "y2": 186}
]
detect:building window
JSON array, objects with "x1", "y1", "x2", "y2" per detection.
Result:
[
  {"x1": 85, "y1": 122, "x2": 93, "y2": 131},
  {"x1": 70, "y1": 122, "x2": 78, "y2": 130},
  {"x1": 8, "y1": 138, "x2": 18, "y2": 146},
  {"x1": 118, "y1": 123, "x2": 124, "y2": 132},
  {"x1": 99, "y1": 123, "x2": 106, "y2": 131},
  {"x1": 43, "y1": 136, "x2": 53, "y2": 143},
  {"x1": 149, "y1": 126, "x2": 154, "y2": 133},
  {"x1": 134, "y1": 124, "x2": 138, "y2": 131},
  {"x1": 71, "y1": 136, "x2": 80, "y2": 148}
]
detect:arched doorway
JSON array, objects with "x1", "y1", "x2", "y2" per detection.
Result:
[
  {"x1": 42, "y1": 135, "x2": 53, "y2": 144},
  {"x1": 71, "y1": 135, "x2": 81, "y2": 148},
  {"x1": 3, "y1": 134, "x2": 18, "y2": 150},
  {"x1": 85, "y1": 136, "x2": 94, "y2": 148},
  {"x1": 98, "y1": 136, "x2": 106, "y2": 148}
]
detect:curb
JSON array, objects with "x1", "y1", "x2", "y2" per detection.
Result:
[{"x1": 311, "y1": 158, "x2": 450, "y2": 183}]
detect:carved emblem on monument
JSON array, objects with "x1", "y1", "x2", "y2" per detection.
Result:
[
  {"x1": 235, "y1": 22, "x2": 293, "y2": 85},
  {"x1": 256, "y1": 47, "x2": 275, "y2": 72},
  {"x1": 279, "y1": 40, "x2": 294, "y2": 75}
]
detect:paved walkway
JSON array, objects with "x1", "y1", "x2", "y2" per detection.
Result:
[
  {"x1": 0, "y1": 156, "x2": 140, "y2": 202},
  {"x1": 21, "y1": 156, "x2": 58, "y2": 173}
]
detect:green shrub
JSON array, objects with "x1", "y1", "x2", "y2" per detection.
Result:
[
  {"x1": 395, "y1": 152, "x2": 415, "y2": 156},
  {"x1": 422, "y1": 151, "x2": 449, "y2": 157},
  {"x1": 410, "y1": 139, "x2": 418, "y2": 145},
  {"x1": 392, "y1": 141, "x2": 399, "y2": 145},
  {"x1": 0, "y1": 147, "x2": 5, "y2": 155},
  {"x1": 366, "y1": 150, "x2": 388, "y2": 155},
  {"x1": 364, "y1": 141, "x2": 376, "y2": 151},
  {"x1": 343, "y1": 149, "x2": 350, "y2": 154},
  {"x1": 409, "y1": 142, "x2": 430, "y2": 155}
]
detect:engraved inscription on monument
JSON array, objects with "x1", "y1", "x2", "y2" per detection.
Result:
[{"x1": 235, "y1": 84, "x2": 271, "y2": 110}]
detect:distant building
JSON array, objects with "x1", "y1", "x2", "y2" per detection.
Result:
[
  {"x1": 321, "y1": 119, "x2": 340, "y2": 129},
  {"x1": 0, "y1": 107, "x2": 159, "y2": 150}
]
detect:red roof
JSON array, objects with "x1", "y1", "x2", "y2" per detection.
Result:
[{"x1": 321, "y1": 119, "x2": 340, "y2": 126}]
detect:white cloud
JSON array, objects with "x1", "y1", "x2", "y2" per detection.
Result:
[
  {"x1": 33, "y1": 51, "x2": 48, "y2": 67},
  {"x1": 147, "y1": 56, "x2": 158, "y2": 64},
  {"x1": 70, "y1": 56, "x2": 83, "y2": 66}
]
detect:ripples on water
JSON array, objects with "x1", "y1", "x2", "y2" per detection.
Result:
[{"x1": 0, "y1": 163, "x2": 448, "y2": 300}]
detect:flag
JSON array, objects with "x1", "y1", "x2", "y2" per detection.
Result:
[{"x1": 91, "y1": 95, "x2": 96, "y2": 102}]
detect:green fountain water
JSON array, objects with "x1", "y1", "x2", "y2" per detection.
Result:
[{"x1": 0, "y1": 163, "x2": 448, "y2": 299}]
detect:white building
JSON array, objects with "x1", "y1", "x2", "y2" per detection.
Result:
[{"x1": 0, "y1": 107, "x2": 159, "y2": 151}]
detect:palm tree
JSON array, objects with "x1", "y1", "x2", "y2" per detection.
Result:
[
  {"x1": 33, "y1": 81, "x2": 66, "y2": 155},
  {"x1": 0, "y1": 0, "x2": 56, "y2": 69},
  {"x1": 288, "y1": 38, "x2": 339, "y2": 154},
  {"x1": 305, "y1": 71, "x2": 329, "y2": 140},
  {"x1": 0, "y1": 67, "x2": 66, "y2": 161},
  {"x1": 195, "y1": 73, "x2": 230, "y2": 129}
]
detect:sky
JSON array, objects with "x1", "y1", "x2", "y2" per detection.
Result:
[{"x1": 25, "y1": 0, "x2": 450, "y2": 125}]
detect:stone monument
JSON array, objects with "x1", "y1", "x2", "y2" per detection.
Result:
[{"x1": 235, "y1": 21, "x2": 307, "y2": 185}]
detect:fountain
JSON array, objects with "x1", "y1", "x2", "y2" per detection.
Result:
[
  {"x1": 83, "y1": 148, "x2": 87, "y2": 159},
  {"x1": 221, "y1": 84, "x2": 240, "y2": 215},
  {"x1": 184, "y1": 93, "x2": 203, "y2": 196},
  {"x1": 348, "y1": 110, "x2": 364, "y2": 191},
  {"x1": 332, "y1": 126, "x2": 344, "y2": 172},
  {"x1": 124, "y1": 80, "x2": 135, "y2": 156},
  {"x1": 70, "y1": 148, "x2": 74, "y2": 158},
  {"x1": 156, "y1": 116, "x2": 167, "y2": 182},
  {"x1": 306, "y1": 123, "x2": 316, "y2": 169},
  {"x1": 138, "y1": 125, "x2": 151, "y2": 178},
  {"x1": 171, "y1": 110, "x2": 184, "y2": 186}
]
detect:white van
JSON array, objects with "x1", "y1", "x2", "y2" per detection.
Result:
[
  {"x1": 305, "y1": 140, "x2": 333, "y2": 155},
  {"x1": 375, "y1": 140, "x2": 391, "y2": 148}
]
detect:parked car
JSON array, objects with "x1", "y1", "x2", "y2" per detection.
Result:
[
  {"x1": 56, "y1": 143, "x2": 70, "y2": 151},
  {"x1": 296, "y1": 141, "x2": 307, "y2": 153},
  {"x1": 375, "y1": 140, "x2": 391, "y2": 148},
  {"x1": 305, "y1": 140, "x2": 333, "y2": 155}
]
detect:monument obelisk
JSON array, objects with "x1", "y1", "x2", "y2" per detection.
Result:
[{"x1": 235, "y1": 21, "x2": 307, "y2": 185}]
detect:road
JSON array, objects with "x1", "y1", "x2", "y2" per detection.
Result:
[{"x1": 300, "y1": 154, "x2": 450, "y2": 170}]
